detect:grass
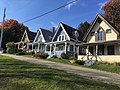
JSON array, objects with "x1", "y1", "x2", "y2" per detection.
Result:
[
  {"x1": 48, "y1": 58, "x2": 70, "y2": 64},
  {"x1": 0, "y1": 55, "x2": 120, "y2": 90},
  {"x1": 89, "y1": 62, "x2": 120, "y2": 74},
  {"x1": 21, "y1": 55, "x2": 120, "y2": 74}
]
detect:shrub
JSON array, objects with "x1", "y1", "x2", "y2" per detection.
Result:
[
  {"x1": 6, "y1": 42, "x2": 17, "y2": 54},
  {"x1": 17, "y1": 49, "x2": 24, "y2": 53},
  {"x1": 6, "y1": 48, "x2": 17, "y2": 54},
  {"x1": 34, "y1": 52, "x2": 49, "y2": 59},
  {"x1": 75, "y1": 60, "x2": 85, "y2": 65},
  {"x1": 25, "y1": 52, "x2": 34, "y2": 55},
  {"x1": 61, "y1": 52, "x2": 68, "y2": 59},
  {"x1": 6, "y1": 42, "x2": 15, "y2": 49}
]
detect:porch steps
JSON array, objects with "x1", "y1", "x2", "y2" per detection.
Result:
[
  {"x1": 47, "y1": 54, "x2": 54, "y2": 59},
  {"x1": 84, "y1": 60, "x2": 96, "y2": 66}
]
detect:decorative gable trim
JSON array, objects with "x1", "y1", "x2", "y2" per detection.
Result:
[
  {"x1": 83, "y1": 14, "x2": 119, "y2": 41},
  {"x1": 60, "y1": 23, "x2": 70, "y2": 41},
  {"x1": 33, "y1": 28, "x2": 45, "y2": 43},
  {"x1": 52, "y1": 23, "x2": 70, "y2": 41},
  {"x1": 21, "y1": 30, "x2": 29, "y2": 42}
]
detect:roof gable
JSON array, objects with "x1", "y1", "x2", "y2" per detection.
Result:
[
  {"x1": 21, "y1": 30, "x2": 29, "y2": 42},
  {"x1": 27, "y1": 30, "x2": 36, "y2": 42},
  {"x1": 52, "y1": 23, "x2": 70, "y2": 41},
  {"x1": 61, "y1": 23, "x2": 83, "y2": 41},
  {"x1": 41, "y1": 28, "x2": 54, "y2": 42},
  {"x1": 33, "y1": 29, "x2": 44, "y2": 43},
  {"x1": 83, "y1": 14, "x2": 119, "y2": 41},
  {"x1": 34, "y1": 28, "x2": 54, "y2": 43}
]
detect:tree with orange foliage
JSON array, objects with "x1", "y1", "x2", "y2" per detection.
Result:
[
  {"x1": 102, "y1": 0, "x2": 120, "y2": 30},
  {"x1": 0, "y1": 19, "x2": 29, "y2": 51}
]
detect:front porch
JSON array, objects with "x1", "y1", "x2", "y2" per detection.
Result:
[
  {"x1": 77, "y1": 41, "x2": 120, "y2": 63},
  {"x1": 27, "y1": 42, "x2": 45, "y2": 53},
  {"x1": 45, "y1": 41, "x2": 76, "y2": 57}
]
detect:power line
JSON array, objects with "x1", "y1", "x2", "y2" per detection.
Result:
[{"x1": 22, "y1": 0, "x2": 78, "y2": 23}]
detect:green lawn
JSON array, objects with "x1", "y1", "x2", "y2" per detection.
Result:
[
  {"x1": 0, "y1": 55, "x2": 120, "y2": 90},
  {"x1": 89, "y1": 63, "x2": 120, "y2": 74}
]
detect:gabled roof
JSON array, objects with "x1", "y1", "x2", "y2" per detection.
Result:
[
  {"x1": 83, "y1": 14, "x2": 119, "y2": 41},
  {"x1": 26, "y1": 30, "x2": 36, "y2": 41},
  {"x1": 52, "y1": 22, "x2": 83, "y2": 42},
  {"x1": 61, "y1": 22, "x2": 83, "y2": 41},
  {"x1": 40, "y1": 28, "x2": 54, "y2": 42},
  {"x1": 21, "y1": 30, "x2": 36, "y2": 42}
]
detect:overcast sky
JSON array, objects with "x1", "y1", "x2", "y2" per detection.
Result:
[{"x1": 0, "y1": 0, "x2": 107, "y2": 32}]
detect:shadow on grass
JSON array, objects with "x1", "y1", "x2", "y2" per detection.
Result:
[{"x1": 0, "y1": 56, "x2": 120, "y2": 90}]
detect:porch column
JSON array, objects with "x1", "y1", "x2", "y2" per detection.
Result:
[
  {"x1": 32, "y1": 44, "x2": 34, "y2": 51},
  {"x1": 38, "y1": 43, "x2": 40, "y2": 51},
  {"x1": 77, "y1": 46, "x2": 80, "y2": 55},
  {"x1": 45, "y1": 45, "x2": 47, "y2": 52},
  {"x1": 18, "y1": 44, "x2": 20, "y2": 49},
  {"x1": 65, "y1": 42, "x2": 67, "y2": 54},
  {"x1": 86, "y1": 46, "x2": 89, "y2": 54},
  {"x1": 95, "y1": 45, "x2": 98, "y2": 55},
  {"x1": 27, "y1": 44, "x2": 29, "y2": 50},
  {"x1": 73, "y1": 44, "x2": 75, "y2": 53},
  {"x1": 54, "y1": 44, "x2": 56, "y2": 55},
  {"x1": 50, "y1": 44, "x2": 52, "y2": 54},
  {"x1": 86, "y1": 46, "x2": 89, "y2": 60}
]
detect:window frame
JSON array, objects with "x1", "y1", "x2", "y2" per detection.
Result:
[
  {"x1": 106, "y1": 29, "x2": 111, "y2": 33},
  {"x1": 98, "y1": 31, "x2": 103, "y2": 41}
]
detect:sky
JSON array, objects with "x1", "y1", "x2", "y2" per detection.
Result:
[{"x1": 0, "y1": 0, "x2": 107, "y2": 32}]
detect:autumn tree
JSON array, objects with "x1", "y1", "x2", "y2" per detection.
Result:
[
  {"x1": 102, "y1": 0, "x2": 120, "y2": 29},
  {"x1": 0, "y1": 19, "x2": 29, "y2": 50},
  {"x1": 77, "y1": 21, "x2": 90, "y2": 35}
]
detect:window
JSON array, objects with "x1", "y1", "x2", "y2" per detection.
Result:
[
  {"x1": 98, "y1": 31, "x2": 103, "y2": 41},
  {"x1": 91, "y1": 32, "x2": 95, "y2": 36},
  {"x1": 62, "y1": 35, "x2": 64, "y2": 40},
  {"x1": 106, "y1": 29, "x2": 111, "y2": 33},
  {"x1": 58, "y1": 35, "x2": 65, "y2": 41},
  {"x1": 59, "y1": 36, "x2": 61, "y2": 41}
]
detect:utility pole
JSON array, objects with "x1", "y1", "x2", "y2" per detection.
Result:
[{"x1": 0, "y1": 8, "x2": 6, "y2": 51}]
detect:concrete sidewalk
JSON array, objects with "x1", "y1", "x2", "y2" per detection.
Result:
[{"x1": 1, "y1": 54, "x2": 120, "y2": 86}]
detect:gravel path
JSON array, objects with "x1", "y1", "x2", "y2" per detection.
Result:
[{"x1": 1, "y1": 54, "x2": 120, "y2": 86}]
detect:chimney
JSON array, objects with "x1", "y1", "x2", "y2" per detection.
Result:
[{"x1": 52, "y1": 27, "x2": 55, "y2": 33}]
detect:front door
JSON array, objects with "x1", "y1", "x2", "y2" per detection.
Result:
[{"x1": 107, "y1": 45, "x2": 115, "y2": 55}]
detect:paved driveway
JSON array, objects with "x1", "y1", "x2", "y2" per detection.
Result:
[{"x1": 1, "y1": 54, "x2": 120, "y2": 86}]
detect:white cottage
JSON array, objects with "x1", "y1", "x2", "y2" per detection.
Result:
[{"x1": 45, "y1": 22, "x2": 83, "y2": 57}]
